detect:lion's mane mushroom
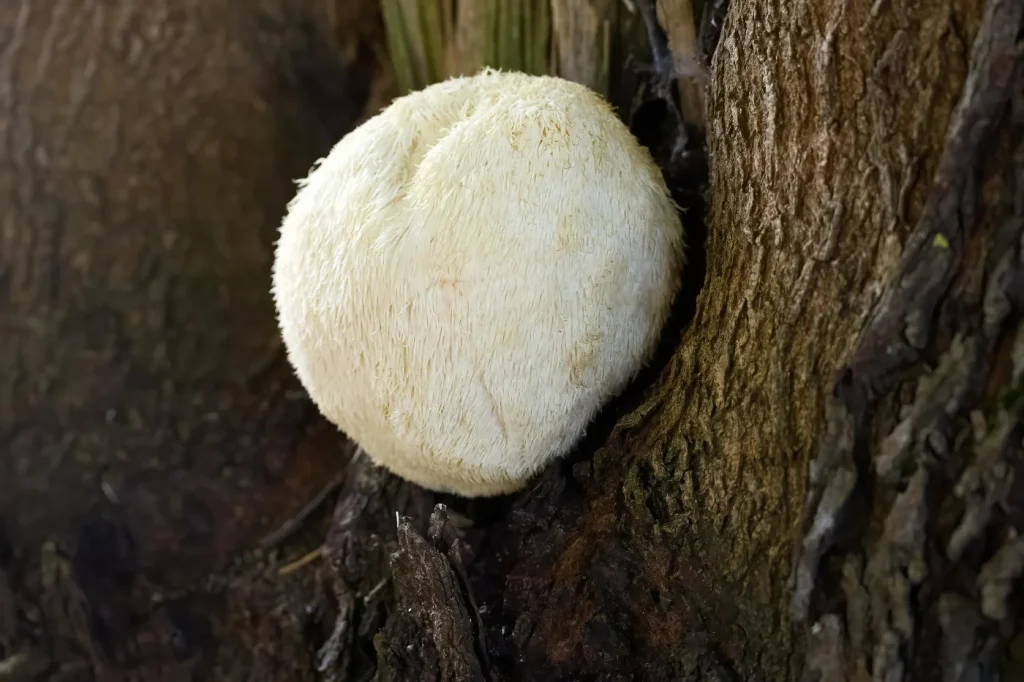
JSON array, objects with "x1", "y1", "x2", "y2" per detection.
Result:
[{"x1": 272, "y1": 68, "x2": 684, "y2": 497}]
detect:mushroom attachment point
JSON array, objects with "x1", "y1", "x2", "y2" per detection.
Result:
[{"x1": 272, "y1": 69, "x2": 684, "y2": 497}]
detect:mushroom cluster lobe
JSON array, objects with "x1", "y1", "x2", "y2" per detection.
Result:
[{"x1": 273, "y1": 69, "x2": 684, "y2": 497}]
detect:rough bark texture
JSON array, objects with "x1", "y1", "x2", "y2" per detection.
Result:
[
  {"x1": 0, "y1": 0, "x2": 388, "y2": 678},
  {"x1": 0, "y1": 0, "x2": 381, "y2": 549},
  {"x1": 495, "y1": 0, "x2": 1010, "y2": 677},
  {"x1": 792, "y1": 0, "x2": 1024, "y2": 678},
  {"x1": 2, "y1": 0, "x2": 1021, "y2": 680}
]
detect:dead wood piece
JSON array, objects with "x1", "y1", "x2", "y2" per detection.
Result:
[
  {"x1": 636, "y1": 0, "x2": 678, "y2": 102},
  {"x1": 312, "y1": 452, "x2": 433, "y2": 681},
  {"x1": 375, "y1": 515, "x2": 486, "y2": 682},
  {"x1": 315, "y1": 586, "x2": 354, "y2": 681},
  {"x1": 655, "y1": 0, "x2": 707, "y2": 130},
  {"x1": 550, "y1": 0, "x2": 615, "y2": 96},
  {"x1": 277, "y1": 546, "x2": 325, "y2": 576},
  {"x1": 323, "y1": 453, "x2": 431, "y2": 590},
  {"x1": 428, "y1": 505, "x2": 491, "y2": 675}
]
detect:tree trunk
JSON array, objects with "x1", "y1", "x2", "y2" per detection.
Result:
[
  {"x1": 0, "y1": 1, "x2": 387, "y2": 678},
  {"x1": 2, "y1": 0, "x2": 1021, "y2": 681}
]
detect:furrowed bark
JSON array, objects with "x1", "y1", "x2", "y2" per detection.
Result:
[
  {"x1": 794, "y1": 0, "x2": 1024, "y2": 678},
  {"x1": 505, "y1": 0, "x2": 1018, "y2": 677}
]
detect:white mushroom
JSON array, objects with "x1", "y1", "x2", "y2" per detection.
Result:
[{"x1": 272, "y1": 68, "x2": 684, "y2": 497}]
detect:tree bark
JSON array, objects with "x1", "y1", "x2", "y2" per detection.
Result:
[
  {"x1": 0, "y1": 0, "x2": 385, "y2": 546},
  {"x1": 0, "y1": 0, "x2": 387, "y2": 678},
  {"x1": 473, "y1": 0, "x2": 1022, "y2": 678},
  {"x1": 1, "y1": 0, "x2": 1021, "y2": 681}
]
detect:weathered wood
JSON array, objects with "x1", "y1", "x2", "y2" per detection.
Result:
[{"x1": 374, "y1": 509, "x2": 485, "y2": 682}]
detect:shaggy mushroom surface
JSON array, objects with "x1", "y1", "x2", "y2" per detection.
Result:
[{"x1": 273, "y1": 69, "x2": 683, "y2": 497}]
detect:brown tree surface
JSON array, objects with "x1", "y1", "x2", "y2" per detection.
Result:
[
  {"x1": 1, "y1": 0, "x2": 1021, "y2": 681},
  {"x1": 0, "y1": 0, "x2": 385, "y2": 678}
]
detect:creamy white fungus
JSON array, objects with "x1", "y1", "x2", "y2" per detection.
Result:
[{"x1": 272, "y1": 69, "x2": 684, "y2": 497}]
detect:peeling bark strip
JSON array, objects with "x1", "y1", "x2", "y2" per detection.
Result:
[
  {"x1": 793, "y1": 0, "x2": 1024, "y2": 676},
  {"x1": 316, "y1": 454, "x2": 433, "y2": 681},
  {"x1": 375, "y1": 509, "x2": 486, "y2": 682}
]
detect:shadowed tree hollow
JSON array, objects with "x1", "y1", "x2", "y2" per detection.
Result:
[{"x1": 0, "y1": 0, "x2": 1021, "y2": 680}]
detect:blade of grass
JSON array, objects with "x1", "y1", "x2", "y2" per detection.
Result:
[
  {"x1": 399, "y1": 0, "x2": 431, "y2": 89},
  {"x1": 509, "y1": 0, "x2": 523, "y2": 71},
  {"x1": 455, "y1": 0, "x2": 485, "y2": 75},
  {"x1": 550, "y1": 0, "x2": 614, "y2": 96},
  {"x1": 599, "y1": 18, "x2": 611, "y2": 97},
  {"x1": 382, "y1": 0, "x2": 552, "y2": 88},
  {"x1": 530, "y1": 0, "x2": 551, "y2": 75},
  {"x1": 441, "y1": 0, "x2": 456, "y2": 76},
  {"x1": 381, "y1": 0, "x2": 416, "y2": 93},
  {"x1": 524, "y1": 0, "x2": 534, "y2": 73},
  {"x1": 498, "y1": 0, "x2": 509, "y2": 69},
  {"x1": 483, "y1": 0, "x2": 497, "y2": 68},
  {"x1": 419, "y1": 0, "x2": 446, "y2": 84}
]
